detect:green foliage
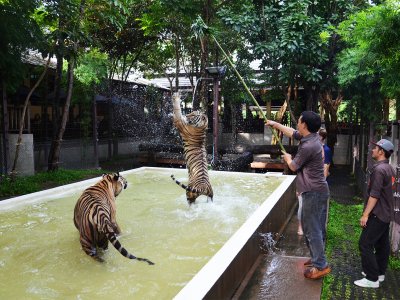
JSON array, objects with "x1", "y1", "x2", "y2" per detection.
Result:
[
  {"x1": 389, "y1": 255, "x2": 400, "y2": 270},
  {"x1": 0, "y1": 169, "x2": 105, "y2": 198},
  {"x1": 322, "y1": 200, "x2": 363, "y2": 299},
  {"x1": 75, "y1": 49, "x2": 108, "y2": 86},
  {"x1": 337, "y1": 1, "x2": 400, "y2": 121},
  {"x1": 325, "y1": 201, "x2": 363, "y2": 256},
  {"x1": 217, "y1": 0, "x2": 365, "y2": 92},
  {"x1": 322, "y1": 199, "x2": 400, "y2": 298},
  {"x1": 0, "y1": 0, "x2": 44, "y2": 90}
]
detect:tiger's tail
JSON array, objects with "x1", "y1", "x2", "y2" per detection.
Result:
[
  {"x1": 170, "y1": 174, "x2": 201, "y2": 194},
  {"x1": 104, "y1": 222, "x2": 154, "y2": 265}
]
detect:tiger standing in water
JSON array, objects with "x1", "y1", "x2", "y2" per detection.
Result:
[
  {"x1": 73, "y1": 172, "x2": 154, "y2": 265},
  {"x1": 171, "y1": 92, "x2": 213, "y2": 204}
]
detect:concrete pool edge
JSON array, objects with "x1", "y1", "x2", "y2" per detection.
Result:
[{"x1": 174, "y1": 172, "x2": 296, "y2": 300}]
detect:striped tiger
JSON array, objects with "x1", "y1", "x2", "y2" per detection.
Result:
[
  {"x1": 73, "y1": 172, "x2": 154, "y2": 265},
  {"x1": 171, "y1": 93, "x2": 213, "y2": 204}
]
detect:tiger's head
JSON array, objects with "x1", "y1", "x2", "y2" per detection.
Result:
[
  {"x1": 102, "y1": 172, "x2": 128, "y2": 197},
  {"x1": 186, "y1": 111, "x2": 208, "y2": 128}
]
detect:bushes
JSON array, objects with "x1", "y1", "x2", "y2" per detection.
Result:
[{"x1": 0, "y1": 169, "x2": 105, "y2": 199}]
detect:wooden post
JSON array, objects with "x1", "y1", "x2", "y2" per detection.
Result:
[
  {"x1": 92, "y1": 94, "x2": 99, "y2": 169},
  {"x1": 1, "y1": 80, "x2": 9, "y2": 174}
]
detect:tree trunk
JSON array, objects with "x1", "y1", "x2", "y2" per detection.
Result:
[
  {"x1": 383, "y1": 98, "x2": 389, "y2": 123},
  {"x1": 48, "y1": 58, "x2": 75, "y2": 171},
  {"x1": 11, "y1": 57, "x2": 50, "y2": 177},
  {"x1": 306, "y1": 85, "x2": 320, "y2": 112},
  {"x1": 174, "y1": 35, "x2": 180, "y2": 93},
  {"x1": 319, "y1": 90, "x2": 342, "y2": 158}
]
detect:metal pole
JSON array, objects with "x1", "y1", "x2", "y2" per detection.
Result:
[
  {"x1": 212, "y1": 77, "x2": 219, "y2": 164},
  {"x1": 92, "y1": 93, "x2": 99, "y2": 169}
]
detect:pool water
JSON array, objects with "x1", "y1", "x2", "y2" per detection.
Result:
[{"x1": 0, "y1": 168, "x2": 284, "y2": 299}]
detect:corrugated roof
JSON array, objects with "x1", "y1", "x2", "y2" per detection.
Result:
[{"x1": 21, "y1": 50, "x2": 57, "y2": 69}]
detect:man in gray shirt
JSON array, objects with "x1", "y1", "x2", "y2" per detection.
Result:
[
  {"x1": 267, "y1": 111, "x2": 330, "y2": 279},
  {"x1": 354, "y1": 139, "x2": 395, "y2": 288}
]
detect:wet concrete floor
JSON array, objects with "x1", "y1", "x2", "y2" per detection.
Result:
[{"x1": 237, "y1": 212, "x2": 323, "y2": 300}]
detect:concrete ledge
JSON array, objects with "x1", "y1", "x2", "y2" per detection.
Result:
[{"x1": 174, "y1": 173, "x2": 296, "y2": 300}]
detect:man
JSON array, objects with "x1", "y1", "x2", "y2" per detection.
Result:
[
  {"x1": 266, "y1": 111, "x2": 330, "y2": 279},
  {"x1": 297, "y1": 128, "x2": 332, "y2": 236},
  {"x1": 354, "y1": 139, "x2": 395, "y2": 288}
]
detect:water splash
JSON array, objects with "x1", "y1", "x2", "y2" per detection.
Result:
[{"x1": 259, "y1": 232, "x2": 280, "y2": 253}]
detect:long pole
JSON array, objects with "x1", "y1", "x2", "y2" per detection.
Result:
[
  {"x1": 212, "y1": 76, "x2": 219, "y2": 164},
  {"x1": 211, "y1": 36, "x2": 286, "y2": 153}
]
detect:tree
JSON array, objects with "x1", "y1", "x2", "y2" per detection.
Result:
[
  {"x1": 218, "y1": 0, "x2": 370, "y2": 154},
  {"x1": 87, "y1": 0, "x2": 157, "y2": 159},
  {"x1": 47, "y1": 0, "x2": 87, "y2": 171},
  {"x1": 46, "y1": 0, "x2": 130, "y2": 169},
  {"x1": 0, "y1": 0, "x2": 44, "y2": 175},
  {"x1": 338, "y1": 1, "x2": 400, "y2": 122}
]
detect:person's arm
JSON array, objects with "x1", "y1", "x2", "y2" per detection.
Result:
[
  {"x1": 323, "y1": 163, "x2": 330, "y2": 178},
  {"x1": 265, "y1": 120, "x2": 295, "y2": 138},
  {"x1": 283, "y1": 153, "x2": 296, "y2": 172},
  {"x1": 360, "y1": 196, "x2": 378, "y2": 227}
]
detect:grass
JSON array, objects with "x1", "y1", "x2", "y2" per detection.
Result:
[
  {"x1": 0, "y1": 169, "x2": 106, "y2": 199},
  {"x1": 321, "y1": 199, "x2": 400, "y2": 299}
]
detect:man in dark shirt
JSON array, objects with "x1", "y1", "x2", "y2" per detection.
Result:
[
  {"x1": 266, "y1": 111, "x2": 330, "y2": 279},
  {"x1": 354, "y1": 139, "x2": 395, "y2": 288}
]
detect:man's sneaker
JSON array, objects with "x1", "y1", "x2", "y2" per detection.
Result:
[
  {"x1": 303, "y1": 259, "x2": 312, "y2": 267},
  {"x1": 304, "y1": 266, "x2": 331, "y2": 279},
  {"x1": 361, "y1": 271, "x2": 385, "y2": 282},
  {"x1": 354, "y1": 277, "x2": 379, "y2": 288}
]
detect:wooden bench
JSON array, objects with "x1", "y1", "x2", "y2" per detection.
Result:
[
  {"x1": 138, "y1": 143, "x2": 186, "y2": 167},
  {"x1": 247, "y1": 145, "x2": 297, "y2": 172},
  {"x1": 138, "y1": 152, "x2": 186, "y2": 166},
  {"x1": 250, "y1": 161, "x2": 285, "y2": 170}
]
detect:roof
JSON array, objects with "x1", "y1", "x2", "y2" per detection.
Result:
[
  {"x1": 112, "y1": 74, "x2": 170, "y2": 91},
  {"x1": 149, "y1": 76, "x2": 196, "y2": 91},
  {"x1": 21, "y1": 50, "x2": 57, "y2": 69},
  {"x1": 21, "y1": 50, "x2": 170, "y2": 91}
]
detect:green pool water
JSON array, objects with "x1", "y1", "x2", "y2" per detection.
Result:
[{"x1": 0, "y1": 168, "x2": 284, "y2": 299}]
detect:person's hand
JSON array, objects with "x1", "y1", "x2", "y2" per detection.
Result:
[
  {"x1": 266, "y1": 120, "x2": 277, "y2": 128},
  {"x1": 282, "y1": 152, "x2": 292, "y2": 164},
  {"x1": 360, "y1": 215, "x2": 368, "y2": 227}
]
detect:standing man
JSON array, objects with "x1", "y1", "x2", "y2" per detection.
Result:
[
  {"x1": 266, "y1": 111, "x2": 330, "y2": 279},
  {"x1": 354, "y1": 139, "x2": 395, "y2": 288}
]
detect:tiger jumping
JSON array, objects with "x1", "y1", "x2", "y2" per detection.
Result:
[
  {"x1": 73, "y1": 172, "x2": 154, "y2": 265},
  {"x1": 171, "y1": 92, "x2": 213, "y2": 204}
]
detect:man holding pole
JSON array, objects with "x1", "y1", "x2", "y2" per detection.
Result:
[{"x1": 266, "y1": 111, "x2": 331, "y2": 279}]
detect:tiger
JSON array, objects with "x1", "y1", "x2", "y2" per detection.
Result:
[
  {"x1": 171, "y1": 92, "x2": 213, "y2": 204},
  {"x1": 73, "y1": 172, "x2": 154, "y2": 265}
]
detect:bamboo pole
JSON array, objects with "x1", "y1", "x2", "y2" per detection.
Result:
[{"x1": 211, "y1": 36, "x2": 286, "y2": 153}]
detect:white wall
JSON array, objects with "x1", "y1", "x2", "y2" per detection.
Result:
[{"x1": 9, "y1": 134, "x2": 35, "y2": 176}]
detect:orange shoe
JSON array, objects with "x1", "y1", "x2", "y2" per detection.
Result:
[{"x1": 304, "y1": 266, "x2": 331, "y2": 279}]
